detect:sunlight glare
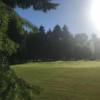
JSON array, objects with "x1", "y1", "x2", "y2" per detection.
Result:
[{"x1": 90, "y1": 0, "x2": 100, "y2": 32}]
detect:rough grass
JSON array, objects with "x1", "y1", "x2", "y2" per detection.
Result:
[{"x1": 12, "y1": 61, "x2": 100, "y2": 100}]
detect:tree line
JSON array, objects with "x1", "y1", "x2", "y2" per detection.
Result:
[{"x1": 9, "y1": 24, "x2": 100, "y2": 64}]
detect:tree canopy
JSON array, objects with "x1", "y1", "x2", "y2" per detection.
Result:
[{"x1": 1, "y1": 0, "x2": 58, "y2": 11}]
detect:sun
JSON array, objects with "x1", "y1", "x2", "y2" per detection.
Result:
[{"x1": 90, "y1": 0, "x2": 100, "y2": 32}]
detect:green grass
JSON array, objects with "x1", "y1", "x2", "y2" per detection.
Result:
[{"x1": 12, "y1": 61, "x2": 100, "y2": 100}]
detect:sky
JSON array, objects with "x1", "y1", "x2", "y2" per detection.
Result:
[{"x1": 16, "y1": 0, "x2": 98, "y2": 36}]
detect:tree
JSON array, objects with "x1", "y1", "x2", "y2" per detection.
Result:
[
  {"x1": 47, "y1": 25, "x2": 63, "y2": 59},
  {"x1": 0, "y1": 0, "x2": 58, "y2": 100},
  {"x1": 89, "y1": 34, "x2": 100, "y2": 59},
  {"x1": 62, "y1": 25, "x2": 74, "y2": 59},
  {"x1": 74, "y1": 33, "x2": 91, "y2": 59},
  {"x1": 1, "y1": 0, "x2": 58, "y2": 11}
]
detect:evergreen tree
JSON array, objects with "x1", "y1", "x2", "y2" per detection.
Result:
[
  {"x1": 1, "y1": 0, "x2": 58, "y2": 11},
  {"x1": 0, "y1": 0, "x2": 58, "y2": 100}
]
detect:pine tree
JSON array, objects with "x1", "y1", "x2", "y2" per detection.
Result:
[{"x1": 0, "y1": 1, "x2": 58, "y2": 99}]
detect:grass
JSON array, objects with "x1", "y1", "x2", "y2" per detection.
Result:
[{"x1": 12, "y1": 61, "x2": 100, "y2": 100}]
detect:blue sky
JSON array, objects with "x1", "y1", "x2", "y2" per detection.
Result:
[{"x1": 16, "y1": 0, "x2": 97, "y2": 35}]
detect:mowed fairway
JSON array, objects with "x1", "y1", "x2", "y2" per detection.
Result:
[{"x1": 12, "y1": 61, "x2": 100, "y2": 100}]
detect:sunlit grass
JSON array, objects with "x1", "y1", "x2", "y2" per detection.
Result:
[{"x1": 12, "y1": 61, "x2": 100, "y2": 100}]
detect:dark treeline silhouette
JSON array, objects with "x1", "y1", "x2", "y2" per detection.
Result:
[{"x1": 9, "y1": 24, "x2": 100, "y2": 64}]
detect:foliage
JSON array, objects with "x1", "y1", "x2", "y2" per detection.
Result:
[
  {"x1": 13, "y1": 25, "x2": 94, "y2": 63},
  {"x1": 0, "y1": 0, "x2": 58, "y2": 100},
  {"x1": 0, "y1": 56, "x2": 40, "y2": 100},
  {"x1": 1, "y1": 0, "x2": 58, "y2": 12}
]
